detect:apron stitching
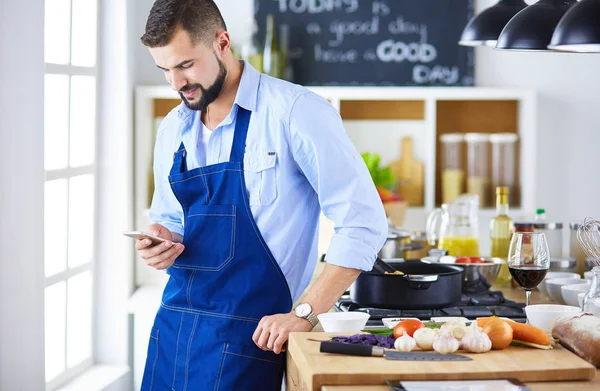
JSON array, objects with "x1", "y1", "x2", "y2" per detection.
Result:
[
  {"x1": 213, "y1": 343, "x2": 228, "y2": 391},
  {"x1": 170, "y1": 313, "x2": 185, "y2": 390},
  {"x1": 187, "y1": 213, "x2": 235, "y2": 217},
  {"x1": 224, "y1": 351, "x2": 280, "y2": 364},
  {"x1": 182, "y1": 315, "x2": 199, "y2": 391},
  {"x1": 186, "y1": 271, "x2": 196, "y2": 309},
  {"x1": 160, "y1": 302, "x2": 260, "y2": 322},
  {"x1": 238, "y1": 172, "x2": 293, "y2": 307},
  {"x1": 149, "y1": 329, "x2": 159, "y2": 391},
  {"x1": 199, "y1": 166, "x2": 210, "y2": 203},
  {"x1": 169, "y1": 168, "x2": 242, "y2": 185}
]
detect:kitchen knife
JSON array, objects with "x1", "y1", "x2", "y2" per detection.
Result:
[{"x1": 320, "y1": 342, "x2": 472, "y2": 361}]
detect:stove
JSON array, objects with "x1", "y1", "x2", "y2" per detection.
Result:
[{"x1": 335, "y1": 290, "x2": 526, "y2": 327}]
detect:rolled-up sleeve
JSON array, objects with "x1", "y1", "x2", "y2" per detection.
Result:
[
  {"x1": 148, "y1": 118, "x2": 185, "y2": 238},
  {"x1": 288, "y1": 92, "x2": 388, "y2": 271}
]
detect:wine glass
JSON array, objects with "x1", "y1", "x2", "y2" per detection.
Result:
[{"x1": 508, "y1": 232, "x2": 551, "y2": 307}]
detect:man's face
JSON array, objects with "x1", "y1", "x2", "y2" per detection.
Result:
[{"x1": 149, "y1": 28, "x2": 227, "y2": 111}]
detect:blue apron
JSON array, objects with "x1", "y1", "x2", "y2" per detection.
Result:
[{"x1": 141, "y1": 107, "x2": 293, "y2": 391}]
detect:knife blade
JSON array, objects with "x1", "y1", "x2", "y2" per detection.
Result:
[{"x1": 319, "y1": 342, "x2": 472, "y2": 361}]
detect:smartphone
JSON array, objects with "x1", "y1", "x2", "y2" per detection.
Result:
[{"x1": 123, "y1": 231, "x2": 166, "y2": 246}]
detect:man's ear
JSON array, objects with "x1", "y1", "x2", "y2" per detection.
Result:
[{"x1": 214, "y1": 30, "x2": 231, "y2": 56}]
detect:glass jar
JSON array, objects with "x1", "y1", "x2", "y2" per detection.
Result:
[
  {"x1": 581, "y1": 266, "x2": 600, "y2": 316},
  {"x1": 534, "y1": 222, "x2": 563, "y2": 258},
  {"x1": 440, "y1": 133, "x2": 465, "y2": 204},
  {"x1": 569, "y1": 222, "x2": 588, "y2": 276},
  {"x1": 490, "y1": 133, "x2": 518, "y2": 205},
  {"x1": 465, "y1": 133, "x2": 491, "y2": 207}
]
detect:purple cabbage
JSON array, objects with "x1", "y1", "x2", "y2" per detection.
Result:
[{"x1": 330, "y1": 333, "x2": 395, "y2": 349}]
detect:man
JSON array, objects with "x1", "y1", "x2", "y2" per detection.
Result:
[{"x1": 137, "y1": 1, "x2": 387, "y2": 389}]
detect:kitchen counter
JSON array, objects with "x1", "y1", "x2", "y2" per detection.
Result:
[{"x1": 286, "y1": 284, "x2": 599, "y2": 391}]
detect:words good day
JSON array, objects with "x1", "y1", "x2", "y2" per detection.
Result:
[
  {"x1": 413, "y1": 65, "x2": 460, "y2": 85},
  {"x1": 377, "y1": 40, "x2": 437, "y2": 63},
  {"x1": 277, "y1": 0, "x2": 359, "y2": 14}
]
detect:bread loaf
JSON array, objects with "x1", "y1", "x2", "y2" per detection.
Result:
[{"x1": 551, "y1": 313, "x2": 600, "y2": 367}]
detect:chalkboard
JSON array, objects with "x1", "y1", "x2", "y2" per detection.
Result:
[{"x1": 254, "y1": 0, "x2": 475, "y2": 86}]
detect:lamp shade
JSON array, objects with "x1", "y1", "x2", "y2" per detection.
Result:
[
  {"x1": 496, "y1": 0, "x2": 578, "y2": 51},
  {"x1": 549, "y1": 0, "x2": 600, "y2": 52},
  {"x1": 459, "y1": 0, "x2": 528, "y2": 47}
]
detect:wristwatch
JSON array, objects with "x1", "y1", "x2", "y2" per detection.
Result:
[{"x1": 293, "y1": 302, "x2": 319, "y2": 328}]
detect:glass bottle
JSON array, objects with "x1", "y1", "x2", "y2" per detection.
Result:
[
  {"x1": 581, "y1": 266, "x2": 600, "y2": 316},
  {"x1": 491, "y1": 187, "x2": 514, "y2": 283},
  {"x1": 262, "y1": 14, "x2": 280, "y2": 78}
]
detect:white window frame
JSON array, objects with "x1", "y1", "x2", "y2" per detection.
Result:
[{"x1": 44, "y1": 1, "x2": 99, "y2": 389}]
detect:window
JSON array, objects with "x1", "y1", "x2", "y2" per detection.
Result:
[{"x1": 44, "y1": 0, "x2": 98, "y2": 389}]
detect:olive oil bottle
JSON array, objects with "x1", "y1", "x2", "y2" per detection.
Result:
[
  {"x1": 490, "y1": 187, "x2": 514, "y2": 283},
  {"x1": 262, "y1": 14, "x2": 280, "y2": 78}
]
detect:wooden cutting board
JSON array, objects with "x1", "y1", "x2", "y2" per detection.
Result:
[
  {"x1": 287, "y1": 333, "x2": 597, "y2": 391},
  {"x1": 389, "y1": 137, "x2": 424, "y2": 206}
]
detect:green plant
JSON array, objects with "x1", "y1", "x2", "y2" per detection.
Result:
[{"x1": 361, "y1": 152, "x2": 395, "y2": 189}]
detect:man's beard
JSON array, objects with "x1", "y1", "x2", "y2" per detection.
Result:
[{"x1": 179, "y1": 58, "x2": 227, "y2": 111}]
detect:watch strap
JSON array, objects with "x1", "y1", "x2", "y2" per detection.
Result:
[{"x1": 306, "y1": 311, "x2": 319, "y2": 328}]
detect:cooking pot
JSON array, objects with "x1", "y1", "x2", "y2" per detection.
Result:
[
  {"x1": 378, "y1": 227, "x2": 423, "y2": 260},
  {"x1": 350, "y1": 260, "x2": 463, "y2": 310}
]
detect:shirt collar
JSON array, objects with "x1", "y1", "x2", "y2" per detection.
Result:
[{"x1": 177, "y1": 60, "x2": 259, "y2": 121}]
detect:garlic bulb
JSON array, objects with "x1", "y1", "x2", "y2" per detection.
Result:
[
  {"x1": 432, "y1": 331, "x2": 460, "y2": 354},
  {"x1": 440, "y1": 320, "x2": 468, "y2": 341},
  {"x1": 461, "y1": 322, "x2": 492, "y2": 353},
  {"x1": 413, "y1": 327, "x2": 437, "y2": 351},
  {"x1": 394, "y1": 333, "x2": 417, "y2": 352}
]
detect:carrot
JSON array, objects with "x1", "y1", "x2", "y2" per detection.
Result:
[{"x1": 477, "y1": 317, "x2": 550, "y2": 346}]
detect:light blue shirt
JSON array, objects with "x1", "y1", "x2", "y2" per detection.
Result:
[{"x1": 149, "y1": 62, "x2": 388, "y2": 302}]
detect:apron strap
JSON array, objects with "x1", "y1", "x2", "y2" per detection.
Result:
[
  {"x1": 229, "y1": 107, "x2": 251, "y2": 163},
  {"x1": 170, "y1": 142, "x2": 187, "y2": 175}
]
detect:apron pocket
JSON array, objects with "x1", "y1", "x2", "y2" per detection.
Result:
[
  {"x1": 244, "y1": 151, "x2": 278, "y2": 206},
  {"x1": 214, "y1": 342, "x2": 284, "y2": 391},
  {"x1": 141, "y1": 327, "x2": 160, "y2": 391},
  {"x1": 176, "y1": 204, "x2": 236, "y2": 271}
]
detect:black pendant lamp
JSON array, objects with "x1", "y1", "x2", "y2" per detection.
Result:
[
  {"x1": 496, "y1": 0, "x2": 578, "y2": 51},
  {"x1": 459, "y1": 0, "x2": 528, "y2": 47},
  {"x1": 548, "y1": 0, "x2": 600, "y2": 52}
]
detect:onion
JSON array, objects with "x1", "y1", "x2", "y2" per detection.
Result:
[{"x1": 482, "y1": 319, "x2": 513, "y2": 350}]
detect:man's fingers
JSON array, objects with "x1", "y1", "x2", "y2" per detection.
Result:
[
  {"x1": 267, "y1": 330, "x2": 279, "y2": 351},
  {"x1": 147, "y1": 244, "x2": 184, "y2": 267},
  {"x1": 153, "y1": 246, "x2": 184, "y2": 270},
  {"x1": 252, "y1": 323, "x2": 263, "y2": 346},
  {"x1": 135, "y1": 238, "x2": 153, "y2": 251},
  {"x1": 273, "y1": 334, "x2": 288, "y2": 355}
]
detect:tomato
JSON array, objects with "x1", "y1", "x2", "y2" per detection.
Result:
[
  {"x1": 455, "y1": 256, "x2": 472, "y2": 264},
  {"x1": 393, "y1": 319, "x2": 425, "y2": 338},
  {"x1": 455, "y1": 256, "x2": 483, "y2": 264}
]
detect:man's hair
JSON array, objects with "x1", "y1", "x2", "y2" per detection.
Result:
[{"x1": 141, "y1": 0, "x2": 227, "y2": 47}]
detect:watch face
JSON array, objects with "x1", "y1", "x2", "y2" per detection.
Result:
[{"x1": 295, "y1": 303, "x2": 311, "y2": 317}]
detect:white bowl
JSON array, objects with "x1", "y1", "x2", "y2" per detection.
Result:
[
  {"x1": 561, "y1": 281, "x2": 591, "y2": 307},
  {"x1": 525, "y1": 304, "x2": 582, "y2": 333},
  {"x1": 584, "y1": 271, "x2": 594, "y2": 281},
  {"x1": 538, "y1": 272, "x2": 580, "y2": 297},
  {"x1": 546, "y1": 277, "x2": 586, "y2": 304},
  {"x1": 317, "y1": 312, "x2": 370, "y2": 332}
]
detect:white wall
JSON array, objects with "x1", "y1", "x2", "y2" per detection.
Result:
[
  {"x1": 95, "y1": 0, "x2": 135, "y2": 373},
  {"x1": 0, "y1": 0, "x2": 46, "y2": 390},
  {"x1": 132, "y1": 0, "x2": 600, "y2": 226}
]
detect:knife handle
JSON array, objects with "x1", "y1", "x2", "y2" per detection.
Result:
[{"x1": 320, "y1": 342, "x2": 382, "y2": 357}]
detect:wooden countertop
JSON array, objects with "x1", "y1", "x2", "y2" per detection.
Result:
[{"x1": 286, "y1": 283, "x2": 599, "y2": 391}]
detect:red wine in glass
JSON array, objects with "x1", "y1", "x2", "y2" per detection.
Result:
[{"x1": 509, "y1": 266, "x2": 548, "y2": 289}]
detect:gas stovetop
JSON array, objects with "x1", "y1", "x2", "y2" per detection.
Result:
[{"x1": 335, "y1": 290, "x2": 526, "y2": 327}]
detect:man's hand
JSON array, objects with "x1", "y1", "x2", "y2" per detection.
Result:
[
  {"x1": 136, "y1": 223, "x2": 184, "y2": 270},
  {"x1": 252, "y1": 312, "x2": 313, "y2": 354}
]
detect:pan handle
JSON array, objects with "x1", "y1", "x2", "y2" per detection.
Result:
[
  {"x1": 404, "y1": 274, "x2": 438, "y2": 290},
  {"x1": 405, "y1": 274, "x2": 438, "y2": 282}
]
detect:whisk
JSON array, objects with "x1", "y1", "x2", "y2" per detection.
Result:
[{"x1": 577, "y1": 218, "x2": 600, "y2": 267}]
